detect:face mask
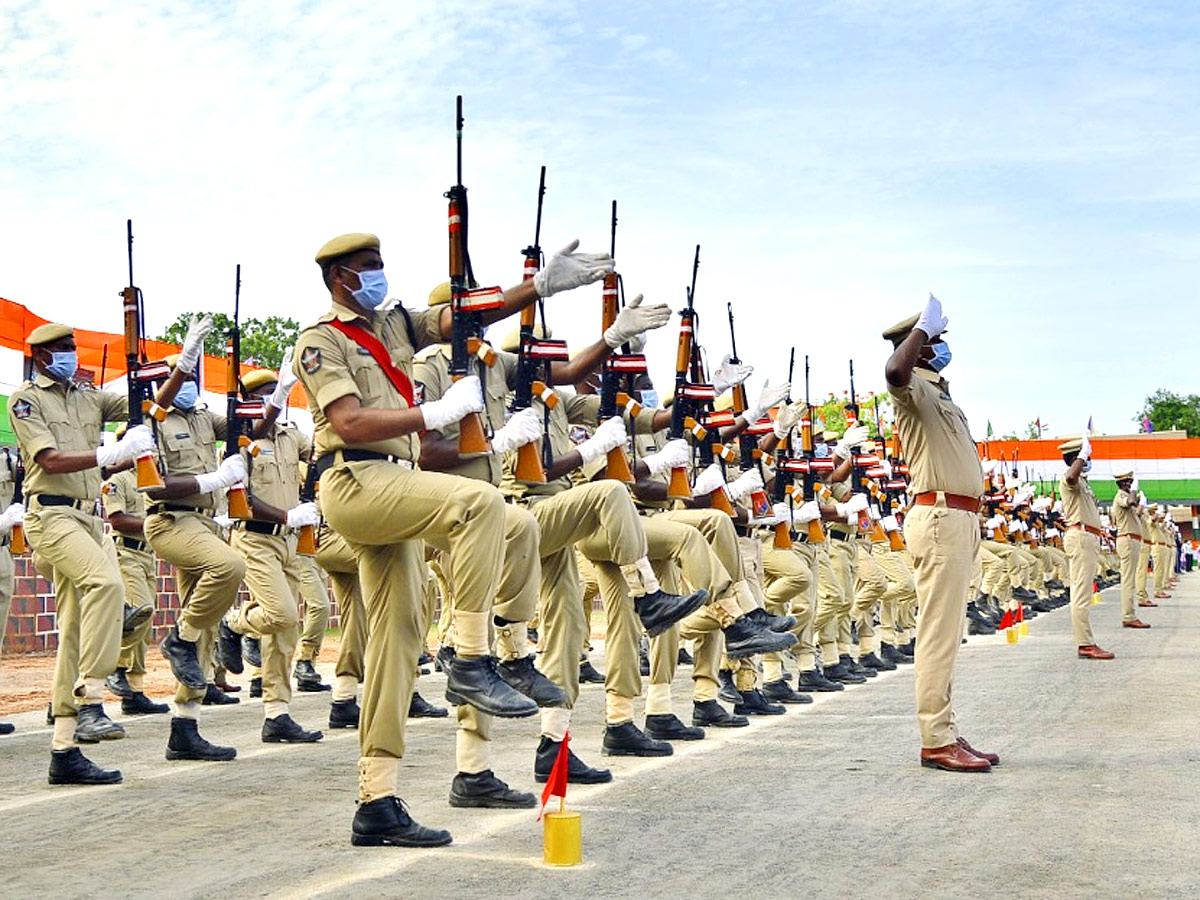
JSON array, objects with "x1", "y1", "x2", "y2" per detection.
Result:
[
  {"x1": 1082, "y1": 459, "x2": 1092, "y2": 474},
  {"x1": 639, "y1": 389, "x2": 660, "y2": 409},
  {"x1": 343, "y1": 266, "x2": 388, "y2": 310},
  {"x1": 174, "y1": 380, "x2": 199, "y2": 410},
  {"x1": 928, "y1": 341, "x2": 952, "y2": 372},
  {"x1": 814, "y1": 442, "x2": 830, "y2": 459},
  {"x1": 46, "y1": 351, "x2": 78, "y2": 382}
]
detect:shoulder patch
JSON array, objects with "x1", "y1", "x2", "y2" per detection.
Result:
[
  {"x1": 301, "y1": 346, "x2": 322, "y2": 374},
  {"x1": 12, "y1": 399, "x2": 31, "y2": 419}
]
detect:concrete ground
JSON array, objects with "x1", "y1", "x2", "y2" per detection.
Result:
[{"x1": 2, "y1": 575, "x2": 1198, "y2": 900}]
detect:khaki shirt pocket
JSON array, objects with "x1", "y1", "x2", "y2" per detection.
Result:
[
  {"x1": 162, "y1": 430, "x2": 204, "y2": 474},
  {"x1": 347, "y1": 355, "x2": 388, "y2": 405}
]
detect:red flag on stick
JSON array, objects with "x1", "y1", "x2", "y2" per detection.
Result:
[
  {"x1": 998, "y1": 608, "x2": 1014, "y2": 630},
  {"x1": 538, "y1": 730, "x2": 571, "y2": 819}
]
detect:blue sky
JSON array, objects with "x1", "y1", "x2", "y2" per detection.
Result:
[{"x1": 1, "y1": 0, "x2": 1196, "y2": 438}]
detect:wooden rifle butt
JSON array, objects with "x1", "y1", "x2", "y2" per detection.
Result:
[
  {"x1": 226, "y1": 485, "x2": 252, "y2": 520},
  {"x1": 457, "y1": 411, "x2": 492, "y2": 458},
  {"x1": 296, "y1": 524, "x2": 318, "y2": 556},
  {"x1": 667, "y1": 466, "x2": 692, "y2": 499},
  {"x1": 10, "y1": 523, "x2": 27, "y2": 555},
  {"x1": 773, "y1": 522, "x2": 793, "y2": 550},
  {"x1": 515, "y1": 441, "x2": 548, "y2": 484},
  {"x1": 603, "y1": 446, "x2": 635, "y2": 484},
  {"x1": 134, "y1": 454, "x2": 165, "y2": 492}
]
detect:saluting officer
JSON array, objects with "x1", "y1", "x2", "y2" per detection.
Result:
[
  {"x1": 1058, "y1": 435, "x2": 1114, "y2": 660},
  {"x1": 884, "y1": 296, "x2": 996, "y2": 772}
]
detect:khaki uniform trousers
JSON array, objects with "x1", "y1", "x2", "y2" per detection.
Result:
[
  {"x1": 878, "y1": 546, "x2": 917, "y2": 648},
  {"x1": 823, "y1": 537, "x2": 857, "y2": 658},
  {"x1": 295, "y1": 554, "x2": 331, "y2": 663},
  {"x1": 427, "y1": 502, "x2": 540, "y2": 774},
  {"x1": 646, "y1": 508, "x2": 742, "y2": 711},
  {"x1": 852, "y1": 542, "x2": 889, "y2": 658},
  {"x1": 1153, "y1": 542, "x2": 1172, "y2": 592},
  {"x1": 728, "y1": 536, "x2": 771, "y2": 693},
  {"x1": 907, "y1": 503, "x2": 979, "y2": 749},
  {"x1": 576, "y1": 551, "x2": 600, "y2": 659},
  {"x1": 811, "y1": 543, "x2": 842, "y2": 667},
  {"x1": 320, "y1": 461, "x2": 505, "y2": 783},
  {"x1": 115, "y1": 546, "x2": 156, "y2": 686},
  {"x1": 529, "y1": 481, "x2": 645, "y2": 719},
  {"x1": 229, "y1": 529, "x2": 302, "y2": 708},
  {"x1": 1136, "y1": 540, "x2": 1151, "y2": 601},
  {"x1": 314, "y1": 525, "x2": 365, "y2": 700},
  {"x1": 761, "y1": 538, "x2": 815, "y2": 680},
  {"x1": 25, "y1": 504, "x2": 123, "y2": 717},
  {"x1": 1064, "y1": 528, "x2": 1099, "y2": 647},
  {"x1": 979, "y1": 540, "x2": 1011, "y2": 603},
  {"x1": 1116, "y1": 535, "x2": 1140, "y2": 621},
  {"x1": 145, "y1": 510, "x2": 246, "y2": 705}
]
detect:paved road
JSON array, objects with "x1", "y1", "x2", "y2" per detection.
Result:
[{"x1": 3, "y1": 576, "x2": 1198, "y2": 899}]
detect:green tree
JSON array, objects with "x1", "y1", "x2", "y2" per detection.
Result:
[
  {"x1": 1135, "y1": 389, "x2": 1200, "y2": 436},
  {"x1": 156, "y1": 313, "x2": 299, "y2": 371}
]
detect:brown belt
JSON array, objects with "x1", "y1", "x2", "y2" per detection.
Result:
[
  {"x1": 1118, "y1": 533, "x2": 1142, "y2": 542},
  {"x1": 912, "y1": 491, "x2": 980, "y2": 512},
  {"x1": 1069, "y1": 523, "x2": 1103, "y2": 538}
]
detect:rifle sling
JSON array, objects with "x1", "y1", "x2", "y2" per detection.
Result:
[{"x1": 328, "y1": 318, "x2": 416, "y2": 408}]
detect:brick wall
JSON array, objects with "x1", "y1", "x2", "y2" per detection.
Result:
[{"x1": 3, "y1": 554, "x2": 343, "y2": 658}]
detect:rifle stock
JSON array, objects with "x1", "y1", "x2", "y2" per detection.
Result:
[
  {"x1": 513, "y1": 165, "x2": 549, "y2": 484},
  {"x1": 8, "y1": 450, "x2": 26, "y2": 554},
  {"x1": 121, "y1": 219, "x2": 167, "y2": 491},
  {"x1": 225, "y1": 264, "x2": 252, "y2": 520},
  {"x1": 296, "y1": 442, "x2": 319, "y2": 556}
]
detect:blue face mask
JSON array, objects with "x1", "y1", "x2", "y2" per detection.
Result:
[
  {"x1": 639, "y1": 389, "x2": 660, "y2": 409},
  {"x1": 343, "y1": 266, "x2": 389, "y2": 310},
  {"x1": 929, "y1": 341, "x2": 952, "y2": 372},
  {"x1": 174, "y1": 380, "x2": 199, "y2": 411},
  {"x1": 814, "y1": 442, "x2": 830, "y2": 459},
  {"x1": 46, "y1": 350, "x2": 78, "y2": 382}
]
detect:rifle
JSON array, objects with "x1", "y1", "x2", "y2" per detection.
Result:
[
  {"x1": 224, "y1": 264, "x2": 261, "y2": 520},
  {"x1": 795, "y1": 354, "x2": 827, "y2": 543},
  {"x1": 689, "y1": 309, "x2": 735, "y2": 516},
  {"x1": 120, "y1": 219, "x2": 170, "y2": 491},
  {"x1": 445, "y1": 94, "x2": 504, "y2": 459},
  {"x1": 7, "y1": 449, "x2": 26, "y2": 554},
  {"x1": 767, "y1": 350, "x2": 798, "y2": 548},
  {"x1": 296, "y1": 441, "x2": 319, "y2": 556},
  {"x1": 599, "y1": 200, "x2": 647, "y2": 483},
  {"x1": 666, "y1": 245, "x2": 711, "y2": 499},
  {"x1": 726, "y1": 303, "x2": 770, "y2": 519}
]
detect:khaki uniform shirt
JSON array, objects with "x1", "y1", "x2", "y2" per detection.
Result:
[
  {"x1": 247, "y1": 422, "x2": 304, "y2": 510},
  {"x1": 888, "y1": 368, "x2": 982, "y2": 498},
  {"x1": 102, "y1": 468, "x2": 154, "y2": 556},
  {"x1": 630, "y1": 416, "x2": 673, "y2": 512},
  {"x1": 156, "y1": 406, "x2": 227, "y2": 511},
  {"x1": 1059, "y1": 472, "x2": 1101, "y2": 528},
  {"x1": 0, "y1": 452, "x2": 14, "y2": 511},
  {"x1": 413, "y1": 344, "x2": 520, "y2": 486},
  {"x1": 8, "y1": 374, "x2": 126, "y2": 502},
  {"x1": 293, "y1": 303, "x2": 442, "y2": 462},
  {"x1": 1111, "y1": 488, "x2": 1142, "y2": 537}
]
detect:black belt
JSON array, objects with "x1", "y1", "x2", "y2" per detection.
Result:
[
  {"x1": 0, "y1": 535, "x2": 9, "y2": 548},
  {"x1": 117, "y1": 535, "x2": 148, "y2": 552},
  {"x1": 237, "y1": 520, "x2": 290, "y2": 536},
  {"x1": 314, "y1": 450, "x2": 410, "y2": 478},
  {"x1": 33, "y1": 494, "x2": 95, "y2": 513},
  {"x1": 829, "y1": 530, "x2": 855, "y2": 542},
  {"x1": 148, "y1": 503, "x2": 207, "y2": 516}
]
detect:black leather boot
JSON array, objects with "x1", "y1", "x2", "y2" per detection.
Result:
[
  {"x1": 449, "y1": 770, "x2": 536, "y2": 809},
  {"x1": 160, "y1": 627, "x2": 206, "y2": 690},
  {"x1": 74, "y1": 704, "x2": 125, "y2": 743},
  {"x1": 165, "y1": 717, "x2": 236, "y2": 761},
  {"x1": 262, "y1": 713, "x2": 323, "y2": 743},
  {"x1": 645, "y1": 713, "x2": 705, "y2": 741},
  {"x1": 634, "y1": 588, "x2": 709, "y2": 637},
  {"x1": 497, "y1": 656, "x2": 567, "y2": 707},
  {"x1": 691, "y1": 699, "x2": 748, "y2": 728},
  {"x1": 351, "y1": 796, "x2": 452, "y2": 848},
  {"x1": 534, "y1": 736, "x2": 612, "y2": 784},
  {"x1": 48, "y1": 747, "x2": 121, "y2": 785},
  {"x1": 217, "y1": 620, "x2": 244, "y2": 674},
  {"x1": 329, "y1": 698, "x2": 360, "y2": 729},
  {"x1": 122, "y1": 692, "x2": 169, "y2": 715},
  {"x1": 445, "y1": 656, "x2": 538, "y2": 718},
  {"x1": 602, "y1": 721, "x2": 673, "y2": 757}
]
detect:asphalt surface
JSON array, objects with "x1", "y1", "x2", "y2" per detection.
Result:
[{"x1": 2, "y1": 574, "x2": 1198, "y2": 900}]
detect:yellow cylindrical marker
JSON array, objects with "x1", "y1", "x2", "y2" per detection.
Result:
[
  {"x1": 1006, "y1": 627, "x2": 1019, "y2": 644},
  {"x1": 1018, "y1": 621, "x2": 1030, "y2": 637},
  {"x1": 1091, "y1": 591, "x2": 1102, "y2": 605},
  {"x1": 543, "y1": 810, "x2": 582, "y2": 866}
]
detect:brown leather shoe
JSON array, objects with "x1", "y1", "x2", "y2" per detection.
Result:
[
  {"x1": 1154, "y1": 592, "x2": 1171, "y2": 599},
  {"x1": 1077, "y1": 644, "x2": 1116, "y2": 659},
  {"x1": 957, "y1": 736, "x2": 1000, "y2": 766},
  {"x1": 1139, "y1": 599, "x2": 1158, "y2": 607},
  {"x1": 920, "y1": 743, "x2": 992, "y2": 772},
  {"x1": 1122, "y1": 618, "x2": 1151, "y2": 629},
  {"x1": 214, "y1": 679, "x2": 241, "y2": 693}
]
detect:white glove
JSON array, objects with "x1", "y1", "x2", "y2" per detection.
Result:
[
  {"x1": 642, "y1": 438, "x2": 690, "y2": 477},
  {"x1": 692, "y1": 463, "x2": 726, "y2": 497},
  {"x1": 491, "y1": 407, "x2": 542, "y2": 456},
  {"x1": 533, "y1": 239, "x2": 615, "y2": 298},
  {"x1": 177, "y1": 315, "x2": 215, "y2": 375},
  {"x1": 835, "y1": 493, "x2": 869, "y2": 519},
  {"x1": 195, "y1": 455, "x2": 247, "y2": 494},
  {"x1": 726, "y1": 468, "x2": 764, "y2": 502},
  {"x1": 421, "y1": 375, "x2": 484, "y2": 433},
  {"x1": 603, "y1": 293, "x2": 671, "y2": 348},
  {"x1": 745, "y1": 380, "x2": 789, "y2": 425},
  {"x1": 769, "y1": 502, "x2": 794, "y2": 526},
  {"x1": 881, "y1": 514, "x2": 900, "y2": 533},
  {"x1": 915, "y1": 293, "x2": 948, "y2": 339},
  {"x1": 213, "y1": 514, "x2": 232, "y2": 530},
  {"x1": 627, "y1": 330, "x2": 648, "y2": 354},
  {"x1": 1138, "y1": 491, "x2": 1147, "y2": 506},
  {"x1": 285, "y1": 501, "x2": 320, "y2": 529},
  {"x1": 834, "y1": 424, "x2": 870, "y2": 459},
  {"x1": 711, "y1": 354, "x2": 753, "y2": 395},
  {"x1": 773, "y1": 403, "x2": 801, "y2": 440},
  {"x1": 794, "y1": 500, "x2": 821, "y2": 524},
  {"x1": 1131, "y1": 477, "x2": 1140, "y2": 493},
  {"x1": 981, "y1": 458, "x2": 997, "y2": 475},
  {"x1": 268, "y1": 348, "x2": 300, "y2": 411},
  {"x1": 1079, "y1": 428, "x2": 1092, "y2": 462},
  {"x1": 577, "y1": 417, "x2": 627, "y2": 466},
  {"x1": 96, "y1": 424, "x2": 155, "y2": 468},
  {"x1": 868, "y1": 504, "x2": 882, "y2": 521},
  {"x1": 1046, "y1": 527, "x2": 1059, "y2": 538},
  {"x1": 0, "y1": 502, "x2": 25, "y2": 531},
  {"x1": 878, "y1": 459, "x2": 894, "y2": 478}
]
